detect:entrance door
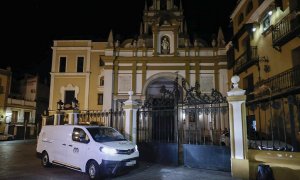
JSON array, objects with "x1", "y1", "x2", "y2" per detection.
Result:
[
  {"x1": 137, "y1": 77, "x2": 231, "y2": 171},
  {"x1": 138, "y1": 77, "x2": 180, "y2": 165}
]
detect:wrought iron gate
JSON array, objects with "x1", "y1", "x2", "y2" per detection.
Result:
[{"x1": 137, "y1": 77, "x2": 231, "y2": 171}]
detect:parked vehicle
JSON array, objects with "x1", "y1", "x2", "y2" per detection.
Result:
[
  {"x1": 0, "y1": 132, "x2": 15, "y2": 141},
  {"x1": 36, "y1": 125, "x2": 139, "y2": 179},
  {"x1": 220, "y1": 130, "x2": 294, "y2": 151}
]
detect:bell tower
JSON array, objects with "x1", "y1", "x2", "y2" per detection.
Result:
[{"x1": 142, "y1": 0, "x2": 187, "y2": 56}]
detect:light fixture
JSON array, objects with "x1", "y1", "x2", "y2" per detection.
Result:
[
  {"x1": 252, "y1": 27, "x2": 257, "y2": 32},
  {"x1": 268, "y1": 10, "x2": 273, "y2": 16}
]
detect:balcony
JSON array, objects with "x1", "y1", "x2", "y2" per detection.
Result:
[
  {"x1": 272, "y1": 11, "x2": 300, "y2": 51},
  {"x1": 233, "y1": 46, "x2": 259, "y2": 75},
  {"x1": 254, "y1": 65, "x2": 300, "y2": 99},
  {"x1": 7, "y1": 98, "x2": 36, "y2": 107}
]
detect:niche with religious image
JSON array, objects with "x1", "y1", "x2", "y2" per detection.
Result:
[{"x1": 161, "y1": 35, "x2": 170, "y2": 54}]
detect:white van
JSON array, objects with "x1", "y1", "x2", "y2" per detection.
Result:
[{"x1": 36, "y1": 125, "x2": 139, "y2": 179}]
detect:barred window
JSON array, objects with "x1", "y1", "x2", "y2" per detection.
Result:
[{"x1": 98, "y1": 94, "x2": 103, "y2": 105}]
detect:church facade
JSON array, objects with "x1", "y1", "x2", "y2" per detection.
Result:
[{"x1": 49, "y1": 0, "x2": 229, "y2": 113}]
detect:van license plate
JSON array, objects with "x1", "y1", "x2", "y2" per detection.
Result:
[{"x1": 125, "y1": 160, "x2": 136, "y2": 166}]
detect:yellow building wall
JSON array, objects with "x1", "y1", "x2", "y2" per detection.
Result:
[
  {"x1": 55, "y1": 40, "x2": 91, "y2": 47},
  {"x1": 249, "y1": 150, "x2": 300, "y2": 180},
  {"x1": 88, "y1": 52, "x2": 104, "y2": 111},
  {"x1": 0, "y1": 72, "x2": 10, "y2": 119},
  {"x1": 0, "y1": 74, "x2": 7, "y2": 110}
]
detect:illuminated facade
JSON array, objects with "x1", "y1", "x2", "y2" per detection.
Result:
[
  {"x1": 0, "y1": 68, "x2": 49, "y2": 138},
  {"x1": 227, "y1": 0, "x2": 300, "y2": 179},
  {"x1": 49, "y1": 0, "x2": 229, "y2": 113},
  {"x1": 0, "y1": 68, "x2": 11, "y2": 133}
]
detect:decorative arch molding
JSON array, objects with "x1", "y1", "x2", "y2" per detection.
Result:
[
  {"x1": 142, "y1": 72, "x2": 188, "y2": 96},
  {"x1": 60, "y1": 84, "x2": 79, "y2": 103}
]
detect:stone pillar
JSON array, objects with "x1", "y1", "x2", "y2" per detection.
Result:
[
  {"x1": 123, "y1": 91, "x2": 139, "y2": 144},
  {"x1": 54, "y1": 111, "x2": 64, "y2": 125},
  {"x1": 42, "y1": 115, "x2": 47, "y2": 126},
  {"x1": 227, "y1": 75, "x2": 249, "y2": 180},
  {"x1": 66, "y1": 110, "x2": 79, "y2": 125}
]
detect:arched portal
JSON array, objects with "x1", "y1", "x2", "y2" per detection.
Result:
[{"x1": 142, "y1": 72, "x2": 187, "y2": 100}]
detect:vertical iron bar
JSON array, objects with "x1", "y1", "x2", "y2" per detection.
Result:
[
  {"x1": 258, "y1": 104, "x2": 262, "y2": 149},
  {"x1": 264, "y1": 105, "x2": 268, "y2": 149}
]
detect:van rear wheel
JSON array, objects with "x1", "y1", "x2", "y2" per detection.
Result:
[
  {"x1": 87, "y1": 160, "x2": 100, "y2": 179},
  {"x1": 41, "y1": 152, "x2": 51, "y2": 167}
]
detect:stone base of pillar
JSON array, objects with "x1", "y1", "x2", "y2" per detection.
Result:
[{"x1": 231, "y1": 158, "x2": 249, "y2": 180}]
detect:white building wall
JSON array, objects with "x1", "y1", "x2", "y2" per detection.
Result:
[
  {"x1": 219, "y1": 69, "x2": 229, "y2": 96},
  {"x1": 136, "y1": 74, "x2": 142, "y2": 94}
]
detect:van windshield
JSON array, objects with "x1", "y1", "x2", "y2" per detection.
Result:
[{"x1": 86, "y1": 127, "x2": 127, "y2": 143}]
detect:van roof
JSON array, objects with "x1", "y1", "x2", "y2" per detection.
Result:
[{"x1": 43, "y1": 124, "x2": 112, "y2": 128}]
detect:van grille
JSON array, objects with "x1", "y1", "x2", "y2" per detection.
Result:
[{"x1": 117, "y1": 148, "x2": 135, "y2": 155}]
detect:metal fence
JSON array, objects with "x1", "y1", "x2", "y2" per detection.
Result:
[
  {"x1": 44, "y1": 109, "x2": 125, "y2": 133},
  {"x1": 179, "y1": 104, "x2": 229, "y2": 145},
  {"x1": 247, "y1": 95, "x2": 300, "y2": 152}
]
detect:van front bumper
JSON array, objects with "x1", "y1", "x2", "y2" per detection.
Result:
[{"x1": 99, "y1": 157, "x2": 138, "y2": 176}]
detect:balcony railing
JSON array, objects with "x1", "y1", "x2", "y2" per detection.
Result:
[
  {"x1": 7, "y1": 98, "x2": 36, "y2": 107},
  {"x1": 272, "y1": 11, "x2": 300, "y2": 49},
  {"x1": 233, "y1": 46, "x2": 259, "y2": 75},
  {"x1": 255, "y1": 65, "x2": 300, "y2": 97}
]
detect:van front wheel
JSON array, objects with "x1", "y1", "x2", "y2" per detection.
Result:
[
  {"x1": 41, "y1": 152, "x2": 51, "y2": 167},
  {"x1": 87, "y1": 160, "x2": 100, "y2": 179}
]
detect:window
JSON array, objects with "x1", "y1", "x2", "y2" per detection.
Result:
[
  {"x1": 72, "y1": 128, "x2": 89, "y2": 143},
  {"x1": 99, "y1": 58, "x2": 105, "y2": 66},
  {"x1": 0, "y1": 78, "x2": 2, "y2": 94},
  {"x1": 98, "y1": 94, "x2": 103, "y2": 105},
  {"x1": 161, "y1": 0, "x2": 167, "y2": 10},
  {"x1": 12, "y1": 111, "x2": 18, "y2": 123},
  {"x1": 246, "y1": 1, "x2": 253, "y2": 15},
  {"x1": 262, "y1": 14, "x2": 271, "y2": 31},
  {"x1": 258, "y1": 0, "x2": 265, "y2": 5},
  {"x1": 77, "y1": 57, "x2": 84, "y2": 72},
  {"x1": 24, "y1": 112, "x2": 30, "y2": 123},
  {"x1": 238, "y1": 13, "x2": 244, "y2": 25},
  {"x1": 243, "y1": 74, "x2": 254, "y2": 101},
  {"x1": 59, "y1": 57, "x2": 66, "y2": 72},
  {"x1": 100, "y1": 77, "x2": 104, "y2": 86},
  {"x1": 64, "y1": 90, "x2": 75, "y2": 106}
]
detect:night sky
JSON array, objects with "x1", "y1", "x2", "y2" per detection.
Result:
[{"x1": 1, "y1": 0, "x2": 237, "y2": 79}]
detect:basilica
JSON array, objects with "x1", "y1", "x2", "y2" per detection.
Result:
[{"x1": 49, "y1": 0, "x2": 228, "y2": 112}]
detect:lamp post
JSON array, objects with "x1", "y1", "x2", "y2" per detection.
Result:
[
  {"x1": 57, "y1": 100, "x2": 64, "y2": 111},
  {"x1": 72, "y1": 98, "x2": 79, "y2": 110}
]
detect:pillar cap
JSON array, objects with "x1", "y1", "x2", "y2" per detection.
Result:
[
  {"x1": 124, "y1": 90, "x2": 139, "y2": 107},
  {"x1": 227, "y1": 75, "x2": 246, "y2": 96}
]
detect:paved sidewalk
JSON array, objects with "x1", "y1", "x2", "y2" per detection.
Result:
[{"x1": 113, "y1": 162, "x2": 240, "y2": 180}]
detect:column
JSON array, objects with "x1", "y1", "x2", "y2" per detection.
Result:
[
  {"x1": 227, "y1": 75, "x2": 249, "y2": 180},
  {"x1": 66, "y1": 110, "x2": 79, "y2": 125},
  {"x1": 123, "y1": 91, "x2": 139, "y2": 144}
]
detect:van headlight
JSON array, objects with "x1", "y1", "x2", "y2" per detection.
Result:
[
  {"x1": 100, "y1": 147, "x2": 117, "y2": 155},
  {"x1": 135, "y1": 145, "x2": 138, "y2": 152}
]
